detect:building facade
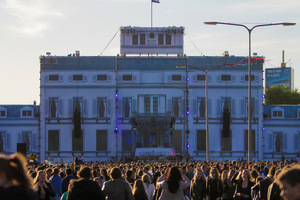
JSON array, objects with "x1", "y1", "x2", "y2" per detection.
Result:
[{"x1": 1, "y1": 26, "x2": 299, "y2": 162}]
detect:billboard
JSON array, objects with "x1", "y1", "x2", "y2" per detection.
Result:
[{"x1": 265, "y1": 67, "x2": 294, "y2": 89}]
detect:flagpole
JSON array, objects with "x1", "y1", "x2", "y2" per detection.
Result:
[{"x1": 151, "y1": 0, "x2": 153, "y2": 27}]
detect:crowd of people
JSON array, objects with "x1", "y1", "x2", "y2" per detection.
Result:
[{"x1": 0, "y1": 153, "x2": 299, "y2": 200}]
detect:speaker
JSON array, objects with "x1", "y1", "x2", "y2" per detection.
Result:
[{"x1": 17, "y1": 143, "x2": 27, "y2": 156}]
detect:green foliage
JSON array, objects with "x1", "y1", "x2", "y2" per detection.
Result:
[{"x1": 265, "y1": 85, "x2": 300, "y2": 105}]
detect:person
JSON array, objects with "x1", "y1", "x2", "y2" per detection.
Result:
[
  {"x1": 102, "y1": 167, "x2": 134, "y2": 200},
  {"x1": 227, "y1": 169, "x2": 237, "y2": 200},
  {"x1": 100, "y1": 168, "x2": 110, "y2": 182},
  {"x1": 252, "y1": 166, "x2": 276, "y2": 200},
  {"x1": 94, "y1": 177, "x2": 103, "y2": 188},
  {"x1": 60, "y1": 179, "x2": 75, "y2": 200},
  {"x1": 33, "y1": 170, "x2": 56, "y2": 200},
  {"x1": 132, "y1": 179, "x2": 148, "y2": 200},
  {"x1": 49, "y1": 168, "x2": 62, "y2": 200},
  {"x1": 72, "y1": 156, "x2": 84, "y2": 166},
  {"x1": 202, "y1": 164, "x2": 209, "y2": 178},
  {"x1": 267, "y1": 169, "x2": 282, "y2": 200},
  {"x1": 231, "y1": 169, "x2": 254, "y2": 200},
  {"x1": 46, "y1": 168, "x2": 52, "y2": 181},
  {"x1": 141, "y1": 174, "x2": 155, "y2": 200},
  {"x1": 156, "y1": 166, "x2": 191, "y2": 200},
  {"x1": 277, "y1": 165, "x2": 300, "y2": 200},
  {"x1": 207, "y1": 167, "x2": 223, "y2": 200},
  {"x1": 62, "y1": 168, "x2": 75, "y2": 194},
  {"x1": 67, "y1": 167, "x2": 105, "y2": 200},
  {"x1": 185, "y1": 164, "x2": 195, "y2": 199},
  {"x1": 221, "y1": 170, "x2": 229, "y2": 200},
  {"x1": 126, "y1": 170, "x2": 135, "y2": 187},
  {"x1": 190, "y1": 169, "x2": 206, "y2": 200},
  {"x1": 0, "y1": 153, "x2": 39, "y2": 200}
]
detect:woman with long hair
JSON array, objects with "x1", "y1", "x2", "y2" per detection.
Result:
[
  {"x1": 231, "y1": 169, "x2": 254, "y2": 200},
  {"x1": 33, "y1": 170, "x2": 56, "y2": 200},
  {"x1": 132, "y1": 179, "x2": 148, "y2": 200},
  {"x1": 207, "y1": 167, "x2": 223, "y2": 200},
  {"x1": 190, "y1": 169, "x2": 206, "y2": 200},
  {"x1": 156, "y1": 166, "x2": 190, "y2": 199},
  {"x1": 0, "y1": 153, "x2": 39, "y2": 200},
  {"x1": 142, "y1": 174, "x2": 155, "y2": 200},
  {"x1": 221, "y1": 170, "x2": 229, "y2": 200},
  {"x1": 226, "y1": 169, "x2": 237, "y2": 200}
]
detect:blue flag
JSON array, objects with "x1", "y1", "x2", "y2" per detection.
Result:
[{"x1": 152, "y1": 0, "x2": 160, "y2": 3}]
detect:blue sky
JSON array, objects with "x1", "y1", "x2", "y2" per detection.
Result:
[{"x1": 0, "y1": 0, "x2": 299, "y2": 104}]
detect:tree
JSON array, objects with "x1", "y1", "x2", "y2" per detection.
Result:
[{"x1": 265, "y1": 85, "x2": 300, "y2": 105}]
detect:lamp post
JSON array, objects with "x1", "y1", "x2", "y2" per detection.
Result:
[
  {"x1": 204, "y1": 21, "x2": 296, "y2": 162},
  {"x1": 177, "y1": 64, "x2": 234, "y2": 161}
]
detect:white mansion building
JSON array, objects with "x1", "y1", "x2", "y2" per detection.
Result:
[{"x1": 0, "y1": 26, "x2": 299, "y2": 162}]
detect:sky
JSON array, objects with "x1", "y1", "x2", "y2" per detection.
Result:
[{"x1": 0, "y1": 0, "x2": 299, "y2": 104}]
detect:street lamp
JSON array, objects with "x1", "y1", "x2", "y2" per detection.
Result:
[
  {"x1": 177, "y1": 64, "x2": 235, "y2": 161},
  {"x1": 204, "y1": 21, "x2": 296, "y2": 162}
]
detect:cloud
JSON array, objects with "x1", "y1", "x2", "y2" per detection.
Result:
[{"x1": 2, "y1": 0, "x2": 62, "y2": 36}]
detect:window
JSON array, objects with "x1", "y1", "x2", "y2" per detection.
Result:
[
  {"x1": 97, "y1": 97, "x2": 107, "y2": 118},
  {"x1": 166, "y1": 34, "x2": 171, "y2": 45},
  {"x1": 0, "y1": 131, "x2": 5, "y2": 152},
  {"x1": 245, "y1": 97, "x2": 255, "y2": 118},
  {"x1": 132, "y1": 35, "x2": 138, "y2": 45},
  {"x1": 221, "y1": 130, "x2": 232, "y2": 151},
  {"x1": 221, "y1": 97, "x2": 231, "y2": 117},
  {"x1": 272, "y1": 107, "x2": 284, "y2": 118},
  {"x1": 158, "y1": 34, "x2": 164, "y2": 45},
  {"x1": 49, "y1": 74, "x2": 59, "y2": 81},
  {"x1": 123, "y1": 75, "x2": 132, "y2": 81},
  {"x1": 123, "y1": 97, "x2": 132, "y2": 118},
  {"x1": 21, "y1": 131, "x2": 32, "y2": 152},
  {"x1": 144, "y1": 95, "x2": 159, "y2": 113},
  {"x1": 245, "y1": 75, "x2": 255, "y2": 81},
  {"x1": 73, "y1": 97, "x2": 83, "y2": 114},
  {"x1": 172, "y1": 130, "x2": 182, "y2": 151},
  {"x1": 73, "y1": 75, "x2": 83, "y2": 81},
  {"x1": 140, "y1": 34, "x2": 146, "y2": 45},
  {"x1": 244, "y1": 130, "x2": 255, "y2": 151},
  {"x1": 273, "y1": 110, "x2": 283, "y2": 117},
  {"x1": 221, "y1": 75, "x2": 231, "y2": 81},
  {"x1": 172, "y1": 75, "x2": 182, "y2": 81},
  {"x1": 172, "y1": 97, "x2": 182, "y2": 118},
  {"x1": 96, "y1": 130, "x2": 107, "y2": 151},
  {"x1": 197, "y1": 97, "x2": 206, "y2": 118},
  {"x1": 97, "y1": 74, "x2": 107, "y2": 81},
  {"x1": 49, "y1": 97, "x2": 59, "y2": 118},
  {"x1": 72, "y1": 130, "x2": 83, "y2": 151},
  {"x1": 122, "y1": 130, "x2": 133, "y2": 151},
  {"x1": 0, "y1": 107, "x2": 6, "y2": 118},
  {"x1": 22, "y1": 110, "x2": 32, "y2": 117},
  {"x1": 197, "y1": 75, "x2": 205, "y2": 81},
  {"x1": 21, "y1": 107, "x2": 33, "y2": 118},
  {"x1": 197, "y1": 130, "x2": 206, "y2": 150},
  {"x1": 48, "y1": 130, "x2": 59, "y2": 151},
  {"x1": 273, "y1": 132, "x2": 283, "y2": 153}
]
